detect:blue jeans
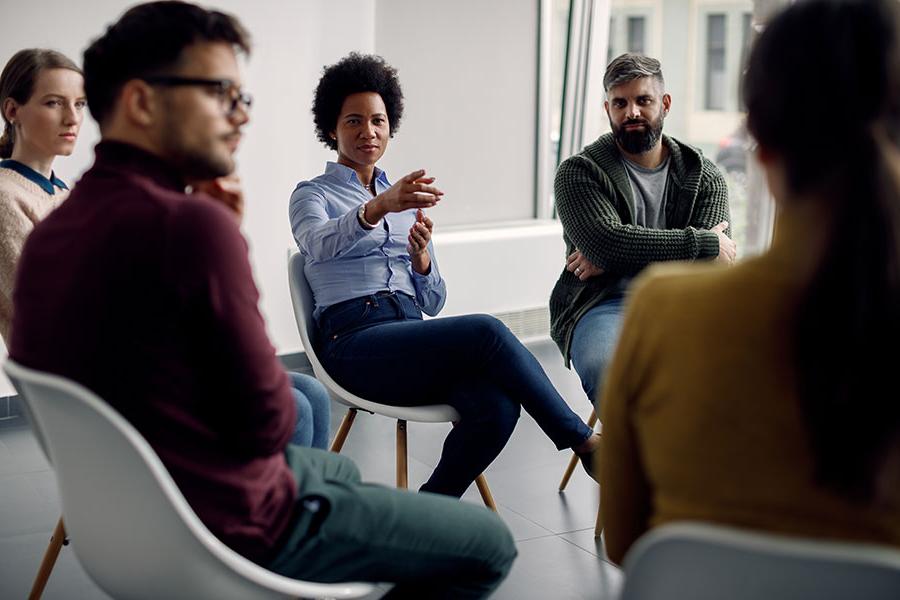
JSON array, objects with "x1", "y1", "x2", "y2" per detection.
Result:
[
  {"x1": 317, "y1": 291, "x2": 592, "y2": 498},
  {"x1": 569, "y1": 296, "x2": 625, "y2": 409},
  {"x1": 288, "y1": 371, "x2": 331, "y2": 450}
]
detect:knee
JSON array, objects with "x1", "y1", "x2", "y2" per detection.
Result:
[
  {"x1": 331, "y1": 451, "x2": 362, "y2": 483},
  {"x1": 571, "y1": 337, "x2": 615, "y2": 383},
  {"x1": 292, "y1": 388, "x2": 314, "y2": 421},
  {"x1": 478, "y1": 512, "x2": 518, "y2": 581},
  {"x1": 289, "y1": 372, "x2": 331, "y2": 409},
  {"x1": 290, "y1": 391, "x2": 314, "y2": 446},
  {"x1": 465, "y1": 314, "x2": 517, "y2": 355}
]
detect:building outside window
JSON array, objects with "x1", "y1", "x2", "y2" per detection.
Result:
[
  {"x1": 627, "y1": 16, "x2": 646, "y2": 53},
  {"x1": 705, "y1": 13, "x2": 727, "y2": 110}
]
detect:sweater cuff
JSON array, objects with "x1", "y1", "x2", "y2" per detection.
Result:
[{"x1": 698, "y1": 231, "x2": 720, "y2": 260}]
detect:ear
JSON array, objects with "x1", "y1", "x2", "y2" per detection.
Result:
[
  {"x1": 118, "y1": 79, "x2": 158, "y2": 128},
  {"x1": 2, "y1": 97, "x2": 19, "y2": 124},
  {"x1": 662, "y1": 93, "x2": 672, "y2": 114},
  {"x1": 603, "y1": 100, "x2": 610, "y2": 118}
]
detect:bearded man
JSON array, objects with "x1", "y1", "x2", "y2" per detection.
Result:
[{"x1": 550, "y1": 53, "x2": 735, "y2": 414}]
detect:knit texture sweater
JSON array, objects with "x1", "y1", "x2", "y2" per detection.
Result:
[
  {"x1": 0, "y1": 167, "x2": 66, "y2": 342},
  {"x1": 550, "y1": 133, "x2": 730, "y2": 362}
]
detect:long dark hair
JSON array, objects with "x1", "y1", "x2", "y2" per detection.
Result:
[
  {"x1": 0, "y1": 49, "x2": 82, "y2": 158},
  {"x1": 744, "y1": 0, "x2": 900, "y2": 502}
]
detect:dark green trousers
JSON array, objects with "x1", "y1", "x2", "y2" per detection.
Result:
[{"x1": 266, "y1": 445, "x2": 517, "y2": 599}]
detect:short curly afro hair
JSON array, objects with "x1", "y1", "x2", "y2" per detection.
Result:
[{"x1": 312, "y1": 53, "x2": 404, "y2": 150}]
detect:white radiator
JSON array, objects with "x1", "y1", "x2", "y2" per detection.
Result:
[{"x1": 431, "y1": 219, "x2": 565, "y2": 342}]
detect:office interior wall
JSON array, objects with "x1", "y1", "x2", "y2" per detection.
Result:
[
  {"x1": 0, "y1": 1, "x2": 561, "y2": 394},
  {"x1": 0, "y1": 0, "x2": 375, "y2": 394},
  {"x1": 374, "y1": 0, "x2": 540, "y2": 226}
]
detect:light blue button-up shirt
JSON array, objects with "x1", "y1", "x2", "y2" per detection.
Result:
[{"x1": 290, "y1": 162, "x2": 447, "y2": 319}]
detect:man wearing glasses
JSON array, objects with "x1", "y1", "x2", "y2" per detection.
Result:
[{"x1": 9, "y1": 1, "x2": 515, "y2": 597}]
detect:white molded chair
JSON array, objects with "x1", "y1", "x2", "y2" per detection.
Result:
[
  {"x1": 7, "y1": 362, "x2": 68, "y2": 600},
  {"x1": 287, "y1": 251, "x2": 496, "y2": 509},
  {"x1": 620, "y1": 522, "x2": 900, "y2": 600},
  {"x1": 4, "y1": 359, "x2": 374, "y2": 600}
]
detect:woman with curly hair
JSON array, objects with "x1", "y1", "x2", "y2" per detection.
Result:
[
  {"x1": 0, "y1": 49, "x2": 85, "y2": 342},
  {"x1": 290, "y1": 52, "x2": 600, "y2": 499}
]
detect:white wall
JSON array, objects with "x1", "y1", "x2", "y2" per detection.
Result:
[
  {"x1": 374, "y1": 0, "x2": 539, "y2": 226},
  {"x1": 0, "y1": 0, "x2": 375, "y2": 394},
  {"x1": 0, "y1": 1, "x2": 557, "y2": 395}
]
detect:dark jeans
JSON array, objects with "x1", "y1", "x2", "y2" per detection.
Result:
[
  {"x1": 318, "y1": 291, "x2": 592, "y2": 497},
  {"x1": 267, "y1": 446, "x2": 516, "y2": 599}
]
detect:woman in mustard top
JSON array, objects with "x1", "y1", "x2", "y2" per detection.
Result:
[{"x1": 599, "y1": 0, "x2": 900, "y2": 565}]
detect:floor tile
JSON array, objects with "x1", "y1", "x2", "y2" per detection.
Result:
[
  {"x1": 0, "y1": 530, "x2": 109, "y2": 599},
  {"x1": 491, "y1": 535, "x2": 623, "y2": 599},
  {"x1": 0, "y1": 470, "x2": 61, "y2": 537}
]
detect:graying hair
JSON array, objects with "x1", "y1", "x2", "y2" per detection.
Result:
[{"x1": 603, "y1": 53, "x2": 665, "y2": 92}]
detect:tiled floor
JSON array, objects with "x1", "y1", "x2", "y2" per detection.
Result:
[{"x1": 0, "y1": 339, "x2": 623, "y2": 599}]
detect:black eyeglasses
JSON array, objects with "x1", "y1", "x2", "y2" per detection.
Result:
[{"x1": 141, "y1": 76, "x2": 253, "y2": 115}]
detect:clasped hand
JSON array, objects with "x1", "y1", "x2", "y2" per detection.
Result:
[{"x1": 566, "y1": 249, "x2": 604, "y2": 281}]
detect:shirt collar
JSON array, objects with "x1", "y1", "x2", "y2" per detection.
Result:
[
  {"x1": 0, "y1": 159, "x2": 68, "y2": 195},
  {"x1": 324, "y1": 161, "x2": 390, "y2": 187}
]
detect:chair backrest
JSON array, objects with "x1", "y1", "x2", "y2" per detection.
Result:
[
  {"x1": 286, "y1": 251, "x2": 335, "y2": 388},
  {"x1": 620, "y1": 522, "x2": 900, "y2": 600},
  {"x1": 287, "y1": 251, "x2": 457, "y2": 422},
  {"x1": 3, "y1": 359, "x2": 373, "y2": 600}
]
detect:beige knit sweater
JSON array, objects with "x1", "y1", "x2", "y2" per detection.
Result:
[{"x1": 0, "y1": 168, "x2": 66, "y2": 342}]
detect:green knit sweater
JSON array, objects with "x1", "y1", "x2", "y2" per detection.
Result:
[{"x1": 550, "y1": 133, "x2": 730, "y2": 363}]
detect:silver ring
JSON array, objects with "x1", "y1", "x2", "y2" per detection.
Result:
[{"x1": 575, "y1": 267, "x2": 581, "y2": 275}]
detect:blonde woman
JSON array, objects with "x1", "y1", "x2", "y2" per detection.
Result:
[{"x1": 0, "y1": 49, "x2": 85, "y2": 341}]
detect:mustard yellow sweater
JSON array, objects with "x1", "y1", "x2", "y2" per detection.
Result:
[
  {"x1": 599, "y1": 209, "x2": 900, "y2": 564},
  {"x1": 0, "y1": 168, "x2": 66, "y2": 342}
]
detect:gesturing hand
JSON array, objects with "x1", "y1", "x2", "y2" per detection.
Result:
[
  {"x1": 711, "y1": 221, "x2": 737, "y2": 265},
  {"x1": 191, "y1": 174, "x2": 244, "y2": 224},
  {"x1": 566, "y1": 249, "x2": 604, "y2": 281},
  {"x1": 408, "y1": 209, "x2": 433, "y2": 275},
  {"x1": 365, "y1": 169, "x2": 443, "y2": 224}
]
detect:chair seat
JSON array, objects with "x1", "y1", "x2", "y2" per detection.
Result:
[
  {"x1": 289, "y1": 251, "x2": 461, "y2": 424},
  {"x1": 4, "y1": 359, "x2": 374, "y2": 600}
]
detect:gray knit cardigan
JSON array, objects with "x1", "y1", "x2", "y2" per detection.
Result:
[{"x1": 550, "y1": 133, "x2": 731, "y2": 364}]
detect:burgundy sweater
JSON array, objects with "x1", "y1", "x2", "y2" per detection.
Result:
[{"x1": 10, "y1": 141, "x2": 298, "y2": 563}]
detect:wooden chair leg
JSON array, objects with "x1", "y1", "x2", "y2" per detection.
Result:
[
  {"x1": 29, "y1": 517, "x2": 67, "y2": 600},
  {"x1": 329, "y1": 408, "x2": 357, "y2": 453},
  {"x1": 396, "y1": 420, "x2": 408, "y2": 489},
  {"x1": 475, "y1": 475, "x2": 498, "y2": 512},
  {"x1": 558, "y1": 452, "x2": 580, "y2": 492},
  {"x1": 594, "y1": 502, "x2": 604, "y2": 538},
  {"x1": 559, "y1": 408, "x2": 600, "y2": 491}
]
